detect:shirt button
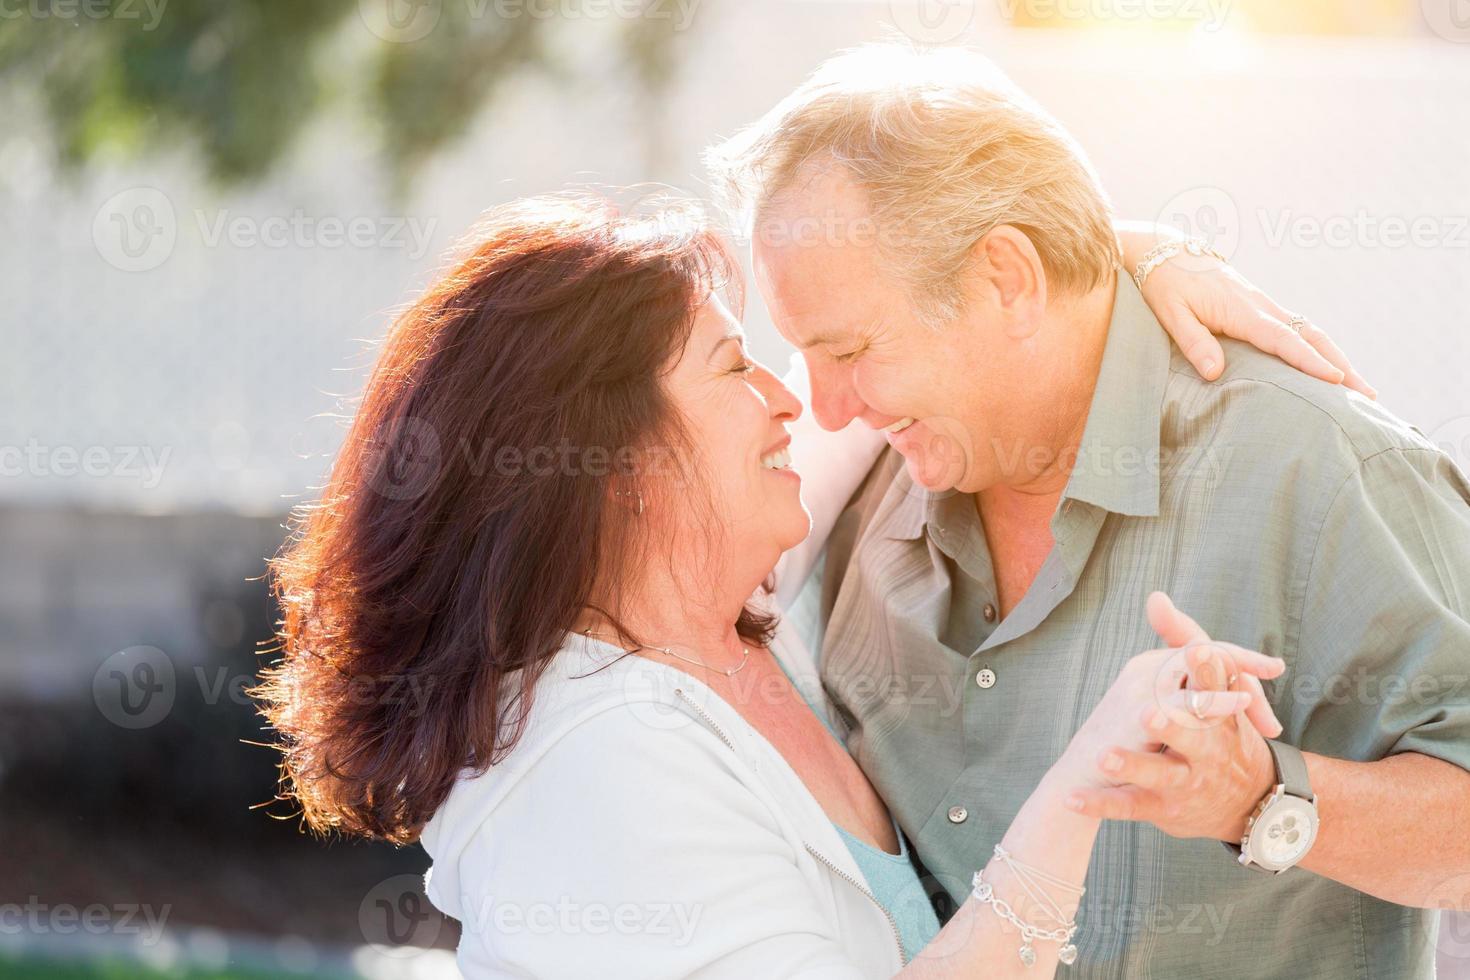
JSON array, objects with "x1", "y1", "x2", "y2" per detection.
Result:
[
  {"x1": 983, "y1": 603, "x2": 997, "y2": 623},
  {"x1": 948, "y1": 805, "x2": 969, "y2": 824},
  {"x1": 976, "y1": 667, "x2": 997, "y2": 689}
]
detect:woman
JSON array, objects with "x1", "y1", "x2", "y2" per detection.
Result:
[{"x1": 256, "y1": 194, "x2": 1359, "y2": 978}]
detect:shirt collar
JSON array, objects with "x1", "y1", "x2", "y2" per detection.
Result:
[{"x1": 877, "y1": 275, "x2": 1169, "y2": 541}]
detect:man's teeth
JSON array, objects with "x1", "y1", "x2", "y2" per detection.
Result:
[
  {"x1": 884, "y1": 417, "x2": 915, "y2": 434},
  {"x1": 761, "y1": 447, "x2": 793, "y2": 470}
]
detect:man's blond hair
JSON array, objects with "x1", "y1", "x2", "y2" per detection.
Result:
[{"x1": 705, "y1": 42, "x2": 1121, "y2": 323}]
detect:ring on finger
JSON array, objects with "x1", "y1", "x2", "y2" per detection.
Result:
[
  {"x1": 1287, "y1": 314, "x2": 1307, "y2": 334},
  {"x1": 1188, "y1": 690, "x2": 1208, "y2": 721},
  {"x1": 1227, "y1": 672, "x2": 1239, "y2": 687}
]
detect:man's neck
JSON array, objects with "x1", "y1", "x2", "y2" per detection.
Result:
[
  {"x1": 975, "y1": 274, "x2": 1115, "y2": 613},
  {"x1": 997, "y1": 273, "x2": 1117, "y2": 501}
]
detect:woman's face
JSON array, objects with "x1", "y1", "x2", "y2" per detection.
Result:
[{"x1": 657, "y1": 296, "x2": 810, "y2": 575}]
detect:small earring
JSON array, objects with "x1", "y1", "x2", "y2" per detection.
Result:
[{"x1": 615, "y1": 488, "x2": 644, "y2": 516}]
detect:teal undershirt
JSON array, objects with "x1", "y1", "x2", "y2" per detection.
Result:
[{"x1": 772, "y1": 658, "x2": 942, "y2": 962}]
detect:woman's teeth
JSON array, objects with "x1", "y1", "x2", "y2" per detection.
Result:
[
  {"x1": 884, "y1": 417, "x2": 915, "y2": 434},
  {"x1": 761, "y1": 447, "x2": 792, "y2": 470}
]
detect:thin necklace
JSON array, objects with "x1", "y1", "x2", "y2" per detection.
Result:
[{"x1": 581, "y1": 628, "x2": 751, "y2": 678}]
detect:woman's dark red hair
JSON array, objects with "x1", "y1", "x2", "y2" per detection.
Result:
[{"x1": 255, "y1": 193, "x2": 775, "y2": 843}]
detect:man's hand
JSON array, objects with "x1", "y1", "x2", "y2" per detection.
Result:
[{"x1": 1066, "y1": 593, "x2": 1281, "y2": 842}]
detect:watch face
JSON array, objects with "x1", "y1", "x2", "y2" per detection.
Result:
[{"x1": 1247, "y1": 795, "x2": 1318, "y2": 871}]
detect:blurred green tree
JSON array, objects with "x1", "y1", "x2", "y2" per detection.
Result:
[{"x1": 0, "y1": 0, "x2": 685, "y2": 192}]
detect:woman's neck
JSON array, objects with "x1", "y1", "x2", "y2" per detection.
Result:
[{"x1": 575, "y1": 558, "x2": 757, "y2": 654}]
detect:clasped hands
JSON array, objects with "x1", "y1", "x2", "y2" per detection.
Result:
[{"x1": 1060, "y1": 592, "x2": 1284, "y2": 843}]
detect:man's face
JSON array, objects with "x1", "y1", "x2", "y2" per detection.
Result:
[{"x1": 752, "y1": 168, "x2": 1018, "y2": 494}]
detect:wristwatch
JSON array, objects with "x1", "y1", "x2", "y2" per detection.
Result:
[{"x1": 1225, "y1": 739, "x2": 1318, "y2": 874}]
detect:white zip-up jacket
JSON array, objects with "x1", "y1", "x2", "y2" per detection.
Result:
[{"x1": 420, "y1": 359, "x2": 903, "y2": 979}]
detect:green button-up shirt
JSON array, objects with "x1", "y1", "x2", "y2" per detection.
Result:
[{"x1": 813, "y1": 276, "x2": 1470, "y2": 978}]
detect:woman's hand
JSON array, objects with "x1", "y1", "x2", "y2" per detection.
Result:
[
  {"x1": 1052, "y1": 594, "x2": 1287, "y2": 798},
  {"x1": 1117, "y1": 224, "x2": 1376, "y2": 398}
]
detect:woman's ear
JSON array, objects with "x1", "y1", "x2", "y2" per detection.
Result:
[{"x1": 971, "y1": 225, "x2": 1048, "y2": 339}]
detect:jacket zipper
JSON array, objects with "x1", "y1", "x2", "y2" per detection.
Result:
[{"x1": 673, "y1": 688, "x2": 908, "y2": 967}]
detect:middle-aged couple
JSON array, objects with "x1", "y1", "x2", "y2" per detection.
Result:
[{"x1": 258, "y1": 42, "x2": 1470, "y2": 979}]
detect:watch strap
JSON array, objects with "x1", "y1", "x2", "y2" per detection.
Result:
[{"x1": 1267, "y1": 739, "x2": 1314, "y2": 801}]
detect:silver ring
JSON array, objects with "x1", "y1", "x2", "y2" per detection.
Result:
[
  {"x1": 1287, "y1": 314, "x2": 1307, "y2": 334},
  {"x1": 1227, "y1": 672, "x2": 1239, "y2": 687},
  {"x1": 1188, "y1": 690, "x2": 1208, "y2": 721}
]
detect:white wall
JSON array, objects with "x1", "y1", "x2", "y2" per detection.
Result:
[{"x1": 4, "y1": 5, "x2": 1468, "y2": 512}]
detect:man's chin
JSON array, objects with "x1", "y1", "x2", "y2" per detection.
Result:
[{"x1": 900, "y1": 449, "x2": 968, "y2": 494}]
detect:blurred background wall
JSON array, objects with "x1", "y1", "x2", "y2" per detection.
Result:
[{"x1": 2, "y1": 0, "x2": 1468, "y2": 976}]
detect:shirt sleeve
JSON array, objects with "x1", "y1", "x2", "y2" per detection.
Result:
[
  {"x1": 771, "y1": 354, "x2": 886, "y2": 614},
  {"x1": 1288, "y1": 445, "x2": 1470, "y2": 771},
  {"x1": 446, "y1": 707, "x2": 874, "y2": 980}
]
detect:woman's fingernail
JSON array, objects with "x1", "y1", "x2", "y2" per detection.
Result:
[
  {"x1": 1066, "y1": 796, "x2": 1085, "y2": 812},
  {"x1": 1201, "y1": 357, "x2": 1218, "y2": 375},
  {"x1": 1103, "y1": 752, "x2": 1123, "y2": 773},
  {"x1": 1149, "y1": 711, "x2": 1169, "y2": 732}
]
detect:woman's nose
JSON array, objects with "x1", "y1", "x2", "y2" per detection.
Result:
[{"x1": 761, "y1": 367, "x2": 803, "y2": 423}]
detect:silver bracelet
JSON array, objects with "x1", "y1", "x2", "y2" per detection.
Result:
[
  {"x1": 971, "y1": 844, "x2": 1083, "y2": 967},
  {"x1": 1132, "y1": 236, "x2": 1229, "y2": 290}
]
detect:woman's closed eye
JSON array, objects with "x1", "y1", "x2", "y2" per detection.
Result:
[{"x1": 831, "y1": 344, "x2": 866, "y2": 364}]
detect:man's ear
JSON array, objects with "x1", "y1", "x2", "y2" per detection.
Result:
[{"x1": 970, "y1": 225, "x2": 1047, "y2": 339}]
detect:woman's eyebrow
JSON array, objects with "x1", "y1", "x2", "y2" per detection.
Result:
[{"x1": 707, "y1": 333, "x2": 744, "y2": 360}]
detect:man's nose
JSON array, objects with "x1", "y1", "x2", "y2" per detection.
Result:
[{"x1": 806, "y1": 357, "x2": 865, "y2": 432}]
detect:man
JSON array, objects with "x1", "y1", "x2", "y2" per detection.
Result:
[{"x1": 708, "y1": 43, "x2": 1470, "y2": 977}]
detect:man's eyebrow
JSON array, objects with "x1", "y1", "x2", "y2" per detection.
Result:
[{"x1": 794, "y1": 327, "x2": 857, "y2": 350}]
